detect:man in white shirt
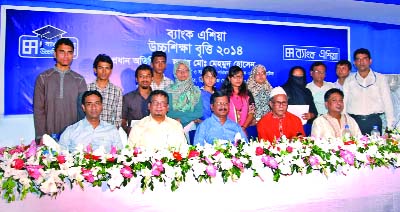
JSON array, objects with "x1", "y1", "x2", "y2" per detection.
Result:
[
  {"x1": 312, "y1": 88, "x2": 361, "y2": 139},
  {"x1": 343, "y1": 48, "x2": 394, "y2": 135},
  {"x1": 334, "y1": 60, "x2": 351, "y2": 90},
  {"x1": 128, "y1": 90, "x2": 187, "y2": 151},
  {"x1": 306, "y1": 61, "x2": 335, "y2": 115}
]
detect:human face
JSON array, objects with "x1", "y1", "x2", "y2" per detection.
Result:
[
  {"x1": 354, "y1": 53, "x2": 372, "y2": 73},
  {"x1": 82, "y1": 94, "x2": 102, "y2": 120},
  {"x1": 54, "y1": 44, "x2": 73, "y2": 70},
  {"x1": 325, "y1": 92, "x2": 344, "y2": 115},
  {"x1": 254, "y1": 67, "x2": 267, "y2": 84},
  {"x1": 136, "y1": 69, "x2": 152, "y2": 89},
  {"x1": 292, "y1": 68, "x2": 304, "y2": 77},
  {"x1": 269, "y1": 94, "x2": 288, "y2": 118},
  {"x1": 211, "y1": 96, "x2": 229, "y2": 118},
  {"x1": 336, "y1": 64, "x2": 350, "y2": 79},
  {"x1": 311, "y1": 65, "x2": 326, "y2": 83},
  {"x1": 202, "y1": 71, "x2": 216, "y2": 89},
  {"x1": 94, "y1": 61, "x2": 112, "y2": 81},
  {"x1": 175, "y1": 63, "x2": 190, "y2": 81},
  {"x1": 151, "y1": 56, "x2": 167, "y2": 75},
  {"x1": 149, "y1": 94, "x2": 169, "y2": 118},
  {"x1": 229, "y1": 71, "x2": 244, "y2": 88}
]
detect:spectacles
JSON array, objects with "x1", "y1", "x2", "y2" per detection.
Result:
[
  {"x1": 151, "y1": 101, "x2": 168, "y2": 107},
  {"x1": 312, "y1": 70, "x2": 325, "y2": 75},
  {"x1": 272, "y1": 101, "x2": 288, "y2": 106},
  {"x1": 214, "y1": 102, "x2": 229, "y2": 106}
]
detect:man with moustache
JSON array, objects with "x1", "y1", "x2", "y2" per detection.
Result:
[
  {"x1": 193, "y1": 91, "x2": 248, "y2": 145},
  {"x1": 343, "y1": 48, "x2": 394, "y2": 134},
  {"x1": 121, "y1": 64, "x2": 153, "y2": 134},
  {"x1": 311, "y1": 88, "x2": 361, "y2": 138},
  {"x1": 128, "y1": 90, "x2": 187, "y2": 151},
  {"x1": 257, "y1": 87, "x2": 305, "y2": 143},
  {"x1": 87, "y1": 54, "x2": 122, "y2": 127},
  {"x1": 34, "y1": 38, "x2": 87, "y2": 144},
  {"x1": 59, "y1": 90, "x2": 122, "y2": 152}
]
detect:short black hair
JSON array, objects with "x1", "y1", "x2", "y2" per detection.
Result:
[
  {"x1": 324, "y1": 88, "x2": 344, "y2": 102},
  {"x1": 82, "y1": 90, "x2": 103, "y2": 105},
  {"x1": 135, "y1": 64, "x2": 153, "y2": 78},
  {"x1": 54, "y1": 38, "x2": 74, "y2": 51},
  {"x1": 210, "y1": 90, "x2": 229, "y2": 104},
  {"x1": 93, "y1": 54, "x2": 113, "y2": 69},
  {"x1": 353, "y1": 48, "x2": 371, "y2": 60},
  {"x1": 336, "y1": 59, "x2": 352, "y2": 70},
  {"x1": 310, "y1": 61, "x2": 326, "y2": 71},
  {"x1": 151, "y1": 51, "x2": 167, "y2": 63},
  {"x1": 149, "y1": 90, "x2": 169, "y2": 104}
]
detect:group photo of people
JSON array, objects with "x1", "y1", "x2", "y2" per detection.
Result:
[{"x1": 34, "y1": 38, "x2": 395, "y2": 153}]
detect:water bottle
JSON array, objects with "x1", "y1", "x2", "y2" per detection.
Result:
[
  {"x1": 51, "y1": 133, "x2": 59, "y2": 142},
  {"x1": 342, "y1": 124, "x2": 351, "y2": 140},
  {"x1": 370, "y1": 125, "x2": 380, "y2": 138}
]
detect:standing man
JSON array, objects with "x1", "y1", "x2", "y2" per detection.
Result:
[
  {"x1": 334, "y1": 60, "x2": 352, "y2": 90},
  {"x1": 59, "y1": 90, "x2": 122, "y2": 152},
  {"x1": 121, "y1": 64, "x2": 153, "y2": 134},
  {"x1": 150, "y1": 51, "x2": 173, "y2": 90},
  {"x1": 343, "y1": 48, "x2": 394, "y2": 134},
  {"x1": 306, "y1": 61, "x2": 335, "y2": 115},
  {"x1": 88, "y1": 54, "x2": 122, "y2": 127},
  {"x1": 128, "y1": 90, "x2": 187, "y2": 151},
  {"x1": 194, "y1": 91, "x2": 248, "y2": 146},
  {"x1": 34, "y1": 38, "x2": 87, "y2": 143},
  {"x1": 257, "y1": 87, "x2": 305, "y2": 143}
]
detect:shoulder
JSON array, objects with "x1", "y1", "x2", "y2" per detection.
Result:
[
  {"x1": 69, "y1": 70, "x2": 85, "y2": 78},
  {"x1": 258, "y1": 113, "x2": 272, "y2": 124},
  {"x1": 165, "y1": 117, "x2": 183, "y2": 128},
  {"x1": 324, "y1": 81, "x2": 335, "y2": 88},
  {"x1": 286, "y1": 112, "x2": 302, "y2": 122},
  {"x1": 109, "y1": 83, "x2": 122, "y2": 91}
]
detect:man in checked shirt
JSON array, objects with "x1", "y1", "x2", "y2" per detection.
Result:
[{"x1": 87, "y1": 54, "x2": 123, "y2": 127}]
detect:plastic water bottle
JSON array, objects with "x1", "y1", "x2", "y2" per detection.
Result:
[
  {"x1": 342, "y1": 124, "x2": 351, "y2": 140},
  {"x1": 370, "y1": 125, "x2": 380, "y2": 138}
]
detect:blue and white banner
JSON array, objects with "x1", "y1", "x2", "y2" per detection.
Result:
[{"x1": 1, "y1": 6, "x2": 349, "y2": 115}]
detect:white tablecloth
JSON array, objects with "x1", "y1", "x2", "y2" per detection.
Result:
[{"x1": 1, "y1": 167, "x2": 400, "y2": 212}]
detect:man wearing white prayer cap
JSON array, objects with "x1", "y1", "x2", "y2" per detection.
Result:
[{"x1": 256, "y1": 87, "x2": 305, "y2": 143}]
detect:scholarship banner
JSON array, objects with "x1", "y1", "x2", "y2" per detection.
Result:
[{"x1": 1, "y1": 6, "x2": 349, "y2": 115}]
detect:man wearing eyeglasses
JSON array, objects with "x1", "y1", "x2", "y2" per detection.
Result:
[
  {"x1": 343, "y1": 48, "x2": 394, "y2": 135},
  {"x1": 88, "y1": 54, "x2": 122, "y2": 127},
  {"x1": 193, "y1": 91, "x2": 247, "y2": 145},
  {"x1": 257, "y1": 87, "x2": 305, "y2": 143},
  {"x1": 127, "y1": 90, "x2": 187, "y2": 151},
  {"x1": 306, "y1": 61, "x2": 335, "y2": 115}
]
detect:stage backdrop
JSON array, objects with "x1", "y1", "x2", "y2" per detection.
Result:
[{"x1": 1, "y1": 6, "x2": 349, "y2": 115}]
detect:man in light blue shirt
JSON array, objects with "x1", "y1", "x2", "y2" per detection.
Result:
[
  {"x1": 194, "y1": 91, "x2": 248, "y2": 145},
  {"x1": 59, "y1": 90, "x2": 122, "y2": 152}
]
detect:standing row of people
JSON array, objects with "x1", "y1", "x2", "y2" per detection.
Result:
[{"x1": 33, "y1": 37, "x2": 394, "y2": 151}]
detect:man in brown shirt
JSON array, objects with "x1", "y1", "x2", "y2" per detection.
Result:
[{"x1": 33, "y1": 38, "x2": 87, "y2": 143}]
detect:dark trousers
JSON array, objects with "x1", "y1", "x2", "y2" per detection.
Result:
[{"x1": 349, "y1": 113, "x2": 382, "y2": 135}]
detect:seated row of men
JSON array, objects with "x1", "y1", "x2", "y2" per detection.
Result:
[{"x1": 59, "y1": 86, "x2": 360, "y2": 152}]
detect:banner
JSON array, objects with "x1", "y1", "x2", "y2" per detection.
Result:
[{"x1": 2, "y1": 6, "x2": 349, "y2": 115}]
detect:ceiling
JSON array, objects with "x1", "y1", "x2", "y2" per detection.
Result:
[{"x1": 106, "y1": 0, "x2": 400, "y2": 25}]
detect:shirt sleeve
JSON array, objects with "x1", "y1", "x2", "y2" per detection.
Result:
[
  {"x1": 193, "y1": 122, "x2": 206, "y2": 146},
  {"x1": 115, "y1": 88, "x2": 123, "y2": 127},
  {"x1": 59, "y1": 127, "x2": 72, "y2": 151},
  {"x1": 380, "y1": 75, "x2": 395, "y2": 127},
  {"x1": 33, "y1": 75, "x2": 46, "y2": 139}
]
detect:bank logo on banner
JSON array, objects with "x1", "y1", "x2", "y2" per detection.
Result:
[
  {"x1": 282, "y1": 45, "x2": 340, "y2": 62},
  {"x1": 18, "y1": 25, "x2": 79, "y2": 58}
]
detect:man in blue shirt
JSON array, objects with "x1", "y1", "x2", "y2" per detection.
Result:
[
  {"x1": 193, "y1": 91, "x2": 248, "y2": 145},
  {"x1": 59, "y1": 90, "x2": 123, "y2": 152}
]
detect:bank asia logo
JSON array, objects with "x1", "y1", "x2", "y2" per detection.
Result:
[{"x1": 18, "y1": 25, "x2": 79, "y2": 58}]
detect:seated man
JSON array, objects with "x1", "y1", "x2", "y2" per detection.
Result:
[
  {"x1": 311, "y1": 88, "x2": 361, "y2": 138},
  {"x1": 193, "y1": 91, "x2": 248, "y2": 145},
  {"x1": 128, "y1": 90, "x2": 187, "y2": 151},
  {"x1": 257, "y1": 87, "x2": 305, "y2": 143},
  {"x1": 59, "y1": 90, "x2": 123, "y2": 152}
]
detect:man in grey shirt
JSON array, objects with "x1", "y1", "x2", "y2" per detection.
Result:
[{"x1": 33, "y1": 38, "x2": 87, "y2": 144}]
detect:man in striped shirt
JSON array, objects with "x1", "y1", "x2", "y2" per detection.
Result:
[{"x1": 150, "y1": 51, "x2": 173, "y2": 90}]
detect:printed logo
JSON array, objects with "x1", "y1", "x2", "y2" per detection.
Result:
[{"x1": 18, "y1": 25, "x2": 79, "y2": 58}]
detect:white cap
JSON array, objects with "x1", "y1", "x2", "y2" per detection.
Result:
[{"x1": 270, "y1": 86, "x2": 287, "y2": 98}]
